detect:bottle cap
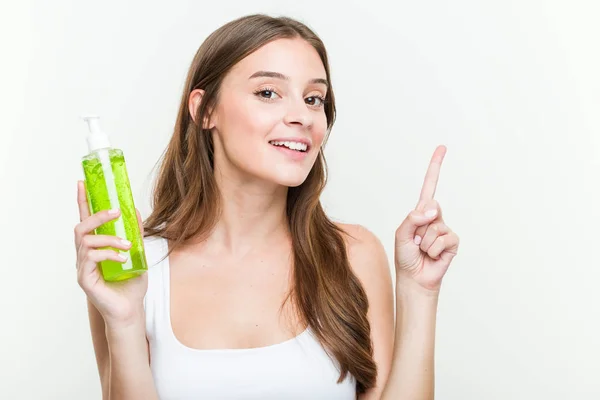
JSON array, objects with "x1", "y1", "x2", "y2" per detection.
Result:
[{"x1": 81, "y1": 114, "x2": 111, "y2": 152}]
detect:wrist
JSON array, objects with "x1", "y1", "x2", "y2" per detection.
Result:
[
  {"x1": 396, "y1": 274, "x2": 441, "y2": 301},
  {"x1": 395, "y1": 276, "x2": 440, "y2": 325},
  {"x1": 105, "y1": 321, "x2": 146, "y2": 346},
  {"x1": 104, "y1": 307, "x2": 146, "y2": 334}
]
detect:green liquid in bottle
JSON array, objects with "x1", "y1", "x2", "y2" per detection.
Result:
[{"x1": 82, "y1": 148, "x2": 148, "y2": 281}]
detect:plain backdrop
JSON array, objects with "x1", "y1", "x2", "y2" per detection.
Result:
[{"x1": 1, "y1": 0, "x2": 598, "y2": 399}]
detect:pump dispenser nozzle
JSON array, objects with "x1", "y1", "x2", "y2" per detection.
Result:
[{"x1": 82, "y1": 114, "x2": 111, "y2": 152}]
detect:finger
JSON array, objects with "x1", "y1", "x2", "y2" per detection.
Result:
[
  {"x1": 78, "y1": 249, "x2": 127, "y2": 283},
  {"x1": 414, "y1": 200, "x2": 442, "y2": 238},
  {"x1": 418, "y1": 145, "x2": 446, "y2": 204},
  {"x1": 77, "y1": 181, "x2": 91, "y2": 222},
  {"x1": 395, "y1": 209, "x2": 439, "y2": 245},
  {"x1": 74, "y1": 208, "x2": 121, "y2": 244},
  {"x1": 428, "y1": 233, "x2": 459, "y2": 261},
  {"x1": 136, "y1": 208, "x2": 144, "y2": 236},
  {"x1": 76, "y1": 256, "x2": 99, "y2": 286},
  {"x1": 86, "y1": 249, "x2": 128, "y2": 264},
  {"x1": 80, "y1": 234, "x2": 133, "y2": 252},
  {"x1": 418, "y1": 222, "x2": 450, "y2": 250}
]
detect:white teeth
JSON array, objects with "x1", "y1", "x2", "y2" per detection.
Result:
[{"x1": 269, "y1": 140, "x2": 308, "y2": 152}]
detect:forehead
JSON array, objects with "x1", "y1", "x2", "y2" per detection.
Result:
[{"x1": 226, "y1": 38, "x2": 327, "y2": 83}]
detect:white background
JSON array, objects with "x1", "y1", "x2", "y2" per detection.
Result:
[{"x1": 1, "y1": 0, "x2": 599, "y2": 399}]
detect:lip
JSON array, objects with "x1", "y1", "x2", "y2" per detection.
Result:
[
  {"x1": 268, "y1": 137, "x2": 311, "y2": 161},
  {"x1": 268, "y1": 137, "x2": 312, "y2": 152}
]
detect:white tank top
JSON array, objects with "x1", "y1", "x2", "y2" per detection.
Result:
[{"x1": 143, "y1": 236, "x2": 357, "y2": 399}]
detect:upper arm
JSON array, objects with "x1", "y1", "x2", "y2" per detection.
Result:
[
  {"x1": 87, "y1": 299, "x2": 110, "y2": 400},
  {"x1": 338, "y1": 223, "x2": 395, "y2": 400}
]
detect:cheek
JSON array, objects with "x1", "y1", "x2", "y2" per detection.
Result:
[
  {"x1": 312, "y1": 114, "x2": 328, "y2": 146},
  {"x1": 223, "y1": 99, "x2": 280, "y2": 144}
]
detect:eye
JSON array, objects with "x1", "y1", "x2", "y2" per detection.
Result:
[
  {"x1": 306, "y1": 95, "x2": 326, "y2": 108},
  {"x1": 253, "y1": 87, "x2": 280, "y2": 101}
]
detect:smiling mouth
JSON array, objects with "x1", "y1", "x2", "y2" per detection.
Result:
[{"x1": 268, "y1": 140, "x2": 309, "y2": 152}]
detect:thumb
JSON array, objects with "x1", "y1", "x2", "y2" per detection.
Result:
[
  {"x1": 136, "y1": 208, "x2": 144, "y2": 237},
  {"x1": 395, "y1": 209, "x2": 438, "y2": 245},
  {"x1": 77, "y1": 181, "x2": 91, "y2": 222}
]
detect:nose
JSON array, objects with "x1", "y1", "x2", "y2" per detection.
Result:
[{"x1": 283, "y1": 97, "x2": 312, "y2": 128}]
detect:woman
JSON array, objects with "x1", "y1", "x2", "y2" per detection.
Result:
[{"x1": 74, "y1": 14, "x2": 459, "y2": 400}]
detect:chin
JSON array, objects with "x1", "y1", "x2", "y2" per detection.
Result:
[{"x1": 269, "y1": 169, "x2": 312, "y2": 188}]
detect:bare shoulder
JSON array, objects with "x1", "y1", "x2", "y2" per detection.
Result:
[
  {"x1": 335, "y1": 222, "x2": 395, "y2": 396},
  {"x1": 335, "y1": 223, "x2": 391, "y2": 283}
]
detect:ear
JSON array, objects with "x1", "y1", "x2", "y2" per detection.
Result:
[{"x1": 188, "y1": 88, "x2": 216, "y2": 129}]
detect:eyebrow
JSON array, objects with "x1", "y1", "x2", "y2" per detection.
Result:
[{"x1": 249, "y1": 70, "x2": 328, "y2": 87}]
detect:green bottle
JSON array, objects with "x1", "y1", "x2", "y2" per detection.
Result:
[{"x1": 81, "y1": 115, "x2": 148, "y2": 282}]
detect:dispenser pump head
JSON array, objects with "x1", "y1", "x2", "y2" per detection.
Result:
[{"x1": 82, "y1": 114, "x2": 111, "y2": 152}]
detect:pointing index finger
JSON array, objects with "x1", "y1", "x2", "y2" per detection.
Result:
[{"x1": 418, "y1": 145, "x2": 447, "y2": 205}]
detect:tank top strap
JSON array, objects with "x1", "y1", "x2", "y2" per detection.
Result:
[{"x1": 143, "y1": 235, "x2": 171, "y2": 342}]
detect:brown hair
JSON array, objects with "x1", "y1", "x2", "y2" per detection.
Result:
[{"x1": 144, "y1": 14, "x2": 376, "y2": 393}]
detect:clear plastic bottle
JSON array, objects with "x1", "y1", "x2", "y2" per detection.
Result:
[{"x1": 81, "y1": 115, "x2": 148, "y2": 281}]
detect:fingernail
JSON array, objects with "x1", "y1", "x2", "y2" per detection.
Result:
[
  {"x1": 108, "y1": 208, "x2": 120, "y2": 215},
  {"x1": 118, "y1": 253, "x2": 128, "y2": 262},
  {"x1": 414, "y1": 235, "x2": 422, "y2": 245},
  {"x1": 425, "y1": 209, "x2": 437, "y2": 218},
  {"x1": 120, "y1": 239, "x2": 131, "y2": 247}
]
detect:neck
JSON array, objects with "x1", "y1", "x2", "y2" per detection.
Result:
[{"x1": 203, "y1": 169, "x2": 291, "y2": 258}]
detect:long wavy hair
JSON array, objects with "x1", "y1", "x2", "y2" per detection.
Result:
[{"x1": 143, "y1": 14, "x2": 376, "y2": 394}]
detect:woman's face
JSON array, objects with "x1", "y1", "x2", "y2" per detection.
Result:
[{"x1": 191, "y1": 38, "x2": 329, "y2": 188}]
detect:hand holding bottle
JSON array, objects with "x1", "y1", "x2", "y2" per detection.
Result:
[{"x1": 74, "y1": 180, "x2": 148, "y2": 327}]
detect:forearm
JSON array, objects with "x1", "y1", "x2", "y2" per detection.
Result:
[
  {"x1": 105, "y1": 312, "x2": 158, "y2": 400},
  {"x1": 381, "y1": 277, "x2": 439, "y2": 400}
]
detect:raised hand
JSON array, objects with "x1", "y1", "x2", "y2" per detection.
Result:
[
  {"x1": 394, "y1": 145, "x2": 460, "y2": 292},
  {"x1": 74, "y1": 180, "x2": 148, "y2": 326}
]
